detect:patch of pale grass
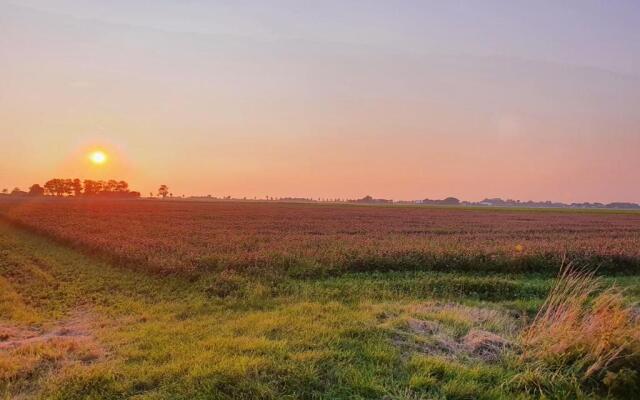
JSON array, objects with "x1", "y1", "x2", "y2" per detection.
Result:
[
  {"x1": 0, "y1": 337, "x2": 103, "y2": 382},
  {"x1": 411, "y1": 302, "x2": 521, "y2": 338},
  {"x1": 0, "y1": 277, "x2": 39, "y2": 324},
  {"x1": 520, "y1": 263, "x2": 640, "y2": 382}
]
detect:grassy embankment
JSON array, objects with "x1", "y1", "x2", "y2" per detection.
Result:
[{"x1": 1, "y1": 221, "x2": 639, "y2": 399}]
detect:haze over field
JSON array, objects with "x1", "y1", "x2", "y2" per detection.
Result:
[{"x1": 1, "y1": 0, "x2": 640, "y2": 202}]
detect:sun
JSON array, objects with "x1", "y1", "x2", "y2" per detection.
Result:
[{"x1": 89, "y1": 150, "x2": 107, "y2": 165}]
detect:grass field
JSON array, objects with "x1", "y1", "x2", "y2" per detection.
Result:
[{"x1": 1, "y1": 199, "x2": 639, "y2": 399}]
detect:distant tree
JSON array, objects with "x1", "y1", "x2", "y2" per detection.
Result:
[
  {"x1": 1, "y1": 188, "x2": 7, "y2": 194},
  {"x1": 38, "y1": 178, "x2": 139, "y2": 198},
  {"x1": 440, "y1": 197, "x2": 460, "y2": 205},
  {"x1": 116, "y1": 180, "x2": 129, "y2": 192},
  {"x1": 10, "y1": 187, "x2": 27, "y2": 196},
  {"x1": 83, "y1": 180, "x2": 94, "y2": 195},
  {"x1": 72, "y1": 178, "x2": 83, "y2": 196},
  {"x1": 62, "y1": 179, "x2": 74, "y2": 196},
  {"x1": 44, "y1": 180, "x2": 55, "y2": 195},
  {"x1": 83, "y1": 180, "x2": 100, "y2": 195},
  {"x1": 43, "y1": 179, "x2": 65, "y2": 196},
  {"x1": 158, "y1": 185, "x2": 169, "y2": 199},
  {"x1": 28, "y1": 184, "x2": 45, "y2": 196},
  {"x1": 103, "y1": 179, "x2": 118, "y2": 193}
]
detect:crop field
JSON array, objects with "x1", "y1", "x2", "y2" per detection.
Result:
[
  {"x1": 1, "y1": 198, "x2": 639, "y2": 399},
  {"x1": 1, "y1": 198, "x2": 640, "y2": 276}
]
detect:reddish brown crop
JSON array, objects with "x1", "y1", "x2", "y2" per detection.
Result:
[{"x1": 1, "y1": 198, "x2": 639, "y2": 276}]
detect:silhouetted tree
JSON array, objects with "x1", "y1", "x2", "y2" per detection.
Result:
[
  {"x1": 43, "y1": 179, "x2": 65, "y2": 196},
  {"x1": 72, "y1": 178, "x2": 83, "y2": 196},
  {"x1": 116, "y1": 180, "x2": 129, "y2": 192},
  {"x1": 1, "y1": 188, "x2": 7, "y2": 194},
  {"x1": 35, "y1": 178, "x2": 139, "y2": 198},
  {"x1": 10, "y1": 187, "x2": 27, "y2": 196},
  {"x1": 63, "y1": 179, "x2": 74, "y2": 196},
  {"x1": 83, "y1": 180, "x2": 100, "y2": 195},
  {"x1": 28, "y1": 184, "x2": 45, "y2": 196},
  {"x1": 104, "y1": 179, "x2": 118, "y2": 193},
  {"x1": 440, "y1": 197, "x2": 460, "y2": 205},
  {"x1": 158, "y1": 185, "x2": 169, "y2": 198},
  {"x1": 43, "y1": 180, "x2": 55, "y2": 196}
]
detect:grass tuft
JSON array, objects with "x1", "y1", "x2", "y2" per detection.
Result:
[{"x1": 518, "y1": 262, "x2": 640, "y2": 393}]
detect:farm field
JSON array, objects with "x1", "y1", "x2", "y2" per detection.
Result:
[
  {"x1": 1, "y1": 198, "x2": 639, "y2": 399},
  {"x1": 1, "y1": 198, "x2": 640, "y2": 276},
  {"x1": 5, "y1": 1, "x2": 640, "y2": 398}
]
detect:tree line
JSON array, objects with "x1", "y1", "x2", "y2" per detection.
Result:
[{"x1": 5, "y1": 179, "x2": 141, "y2": 198}]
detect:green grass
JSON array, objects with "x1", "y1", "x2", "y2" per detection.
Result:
[{"x1": 1, "y1": 222, "x2": 638, "y2": 399}]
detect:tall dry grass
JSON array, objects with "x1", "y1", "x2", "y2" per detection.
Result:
[{"x1": 520, "y1": 262, "x2": 640, "y2": 387}]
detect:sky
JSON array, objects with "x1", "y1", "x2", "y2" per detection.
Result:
[{"x1": 1, "y1": 0, "x2": 639, "y2": 202}]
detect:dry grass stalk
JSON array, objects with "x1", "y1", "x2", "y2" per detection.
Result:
[{"x1": 521, "y1": 262, "x2": 640, "y2": 380}]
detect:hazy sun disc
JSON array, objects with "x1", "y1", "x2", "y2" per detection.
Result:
[{"x1": 89, "y1": 150, "x2": 107, "y2": 164}]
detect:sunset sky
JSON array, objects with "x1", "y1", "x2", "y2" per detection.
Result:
[{"x1": 1, "y1": 1, "x2": 639, "y2": 202}]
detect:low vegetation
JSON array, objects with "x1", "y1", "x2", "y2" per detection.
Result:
[
  {"x1": 1, "y1": 198, "x2": 639, "y2": 276},
  {"x1": 518, "y1": 265, "x2": 640, "y2": 397}
]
